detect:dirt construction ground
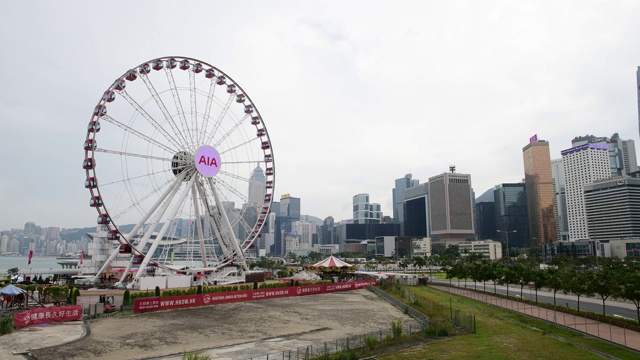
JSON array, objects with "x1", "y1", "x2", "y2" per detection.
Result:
[{"x1": 28, "y1": 289, "x2": 413, "y2": 360}]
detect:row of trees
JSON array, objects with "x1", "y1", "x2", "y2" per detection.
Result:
[{"x1": 442, "y1": 256, "x2": 640, "y2": 324}]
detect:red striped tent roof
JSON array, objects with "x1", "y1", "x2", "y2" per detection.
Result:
[{"x1": 312, "y1": 256, "x2": 353, "y2": 268}]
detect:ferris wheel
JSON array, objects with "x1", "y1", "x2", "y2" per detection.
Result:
[{"x1": 83, "y1": 56, "x2": 275, "y2": 284}]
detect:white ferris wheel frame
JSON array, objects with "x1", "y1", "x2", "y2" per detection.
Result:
[{"x1": 83, "y1": 56, "x2": 275, "y2": 284}]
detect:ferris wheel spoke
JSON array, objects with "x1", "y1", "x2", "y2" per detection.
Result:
[
  {"x1": 110, "y1": 175, "x2": 182, "y2": 222},
  {"x1": 219, "y1": 136, "x2": 260, "y2": 156},
  {"x1": 208, "y1": 178, "x2": 247, "y2": 270},
  {"x1": 206, "y1": 94, "x2": 236, "y2": 145},
  {"x1": 101, "y1": 115, "x2": 177, "y2": 154},
  {"x1": 191, "y1": 184, "x2": 207, "y2": 267},
  {"x1": 97, "y1": 169, "x2": 171, "y2": 188},
  {"x1": 139, "y1": 74, "x2": 191, "y2": 148},
  {"x1": 215, "y1": 176, "x2": 250, "y2": 205},
  {"x1": 135, "y1": 175, "x2": 196, "y2": 279},
  {"x1": 189, "y1": 68, "x2": 199, "y2": 146},
  {"x1": 218, "y1": 170, "x2": 250, "y2": 184},
  {"x1": 196, "y1": 179, "x2": 231, "y2": 258},
  {"x1": 164, "y1": 68, "x2": 195, "y2": 149},
  {"x1": 222, "y1": 160, "x2": 263, "y2": 165},
  {"x1": 200, "y1": 80, "x2": 216, "y2": 144},
  {"x1": 214, "y1": 114, "x2": 250, "y2": 148},
  {"x1": 94, "y1": 148, "x2": 174, "y2": 162},
  {"x1": 116, "y1": 89, "x2": 184, "y2": 150}
]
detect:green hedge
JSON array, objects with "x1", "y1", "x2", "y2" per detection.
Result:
[{"x1": 0, "y1": 317, "x2": 14, "y2": 335}]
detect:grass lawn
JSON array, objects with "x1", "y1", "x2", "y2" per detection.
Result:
[{"x1": 378, "y1": 286, "x2": 638, "y2": 360}]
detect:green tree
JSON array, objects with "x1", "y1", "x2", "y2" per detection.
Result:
[
  {"x1": 155, "y1": 286, "x2": 161, "y2": 297},
  {"x1": 562, "y1": 269, "x2": 595, "y2": 311},
  {"x1": 412, "y1": 256, "x2": 427, "y2": 272},
  {"x1": 545, "y1": 268, "x2": 564, "y2": 307},
  {"x1": 618, "y1": 269, "x2": 640, "y2": 324},
  {"x1": 593, "y1": 268, "x2": 621, "y2": 316},
  {"x1": 530, "y1": 269, "x2": 547, "y2": 303}
]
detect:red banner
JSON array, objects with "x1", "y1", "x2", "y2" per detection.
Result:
[
  {"x1": 28, "y1": 250, "x2": 33, "y2": 265},
  {"x1": 13, "y1": 305, "x2": 82, "y2": 328},
  {"x1": 134, "y1": 280, "x2": 377, "y2": 313}
]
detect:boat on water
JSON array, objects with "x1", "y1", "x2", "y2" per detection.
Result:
[{"x1": 56, "y1": 253, "x2": 90, "y2": 268}]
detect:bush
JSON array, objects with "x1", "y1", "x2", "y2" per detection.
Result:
[
  {"x1": 391, "y1": 320, "x2": 403, "y2": 338},
  {"x1": 253, "y1": 281, "x2": 258, "y2": 290},
  {"x1": 364, "y1": 334, "x2": 379, "y2": 351},
  {"x1": 155, "y1": 286, "x2": 161, "y2": 297},
  {"x1": 182, "y1": 350, "x2": 211, "y2": 360},
  {"x1": 197, "y1": 285, "x2": 203, "y2": 294},
  {"x1": 0, "y1": 317, "x2": 14, "y2": 335},
  {"x1": 123, "y1": 290, "x2": 131, "y2": 306},
  {"x1": 72, "y1": 288, "x2": 81, "y2": 305}
]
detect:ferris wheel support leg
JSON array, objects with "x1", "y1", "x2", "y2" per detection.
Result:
[
  {"x1": 196, "y1": 180, "x2": 229, "y2": 258},
  {"x1": 125, "y1": 173, "x2": 186, "y2": 242},
  {"x1": 191, "y1": 183, "x2": 208, "y2": 268},
  {"x1": 121, "y1": 175, "x2": 185, "y2": 283},
  {"x1": 208, "y1": 178, "x2": 248, "y2": 271},
  {"x1": 134, "y1": 175, "x2": 196, "y2": 281}
]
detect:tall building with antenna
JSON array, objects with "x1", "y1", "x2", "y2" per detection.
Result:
[{"x1": 247, "y1": 165, "x2": 266, "y2": 206}]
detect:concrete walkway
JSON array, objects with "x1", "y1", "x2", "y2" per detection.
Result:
[
  {"x1": 430, "y1": 283, "x2": 640, "y2": 352},
  {"x1": 0, "y1": 321, "x2": 86, "y2": 360}
]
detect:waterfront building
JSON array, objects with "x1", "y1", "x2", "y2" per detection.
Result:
[
  {"x1": 428, "y1": 171, "x2": 475, "y2": 244},
  {"x1": 458, "y1": 240, "x2": 502, "y2": 260},
  {"x1": 523, "y1": 139, "x2": 557, "y2": 246},
  {"x1": 561, "y1": 143, "x2": 610, "y2": 240}
]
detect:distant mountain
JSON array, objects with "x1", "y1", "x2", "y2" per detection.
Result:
[
  {"x1": 60, "y1": 224, "x2": 137, "y2": 241},
  {"x1": 301, "y1": 215, "x2": 324, "y2": 226},
  {"x1": 475, "y1": 188, "x2": 495, "y2": 203}
]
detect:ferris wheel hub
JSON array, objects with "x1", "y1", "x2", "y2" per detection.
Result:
[{"x1": 171, "y1": 151, "x2": 195, "y2": 178}]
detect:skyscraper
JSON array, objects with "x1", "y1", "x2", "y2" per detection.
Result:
[
  {"x1": 403, "y1": 183, "x2": 429, "y2": 237},
  {"x1": 571, "y1": 134, "x2": 639, "y2": 176},
  {"x1": 247, "y1": 165, "x2": 266, "y2": 206},
  {"x1": 522, "y1": 139, "x2": 557, "y2": 246},
  {"x1": 561, "y1": 143, "x2": 610, "y2": 240},
  {"x1": 392, "y1": 173, "x2": 419, "y2": 235},
  {"x1": 551, "y1": 159, "x2": 570, "y2": 241},
  {"x1": 428, "y1": 171, "x2": 475, "y2": 244},
  {"x1": 584, "y1": 177, "x2": 640, "y2": 242},
  {"x1": 494, "y1": 183, "x2": 529, "y2": 248},
  {"x1": 279, "y1": 194, "x2": 300, "y2": 220},
  {"x1": 637, "y1": 66, "x2": 640, "y2": 139},
  {"x1": 352, "y1": 194, "x2": 382, "y2": 224}
]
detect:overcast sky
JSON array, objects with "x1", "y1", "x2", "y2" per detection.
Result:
[{"x1": 2, "y1": 1, "x2": 640, "y2": 230}]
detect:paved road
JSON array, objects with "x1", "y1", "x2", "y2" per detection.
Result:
[{"x1": 432, "y1": 279, "x2": 639, "y2": 322}]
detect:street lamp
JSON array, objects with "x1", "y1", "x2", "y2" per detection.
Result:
[{"x1": 497, "y1": 230, "x2": 517, "y2": 262}]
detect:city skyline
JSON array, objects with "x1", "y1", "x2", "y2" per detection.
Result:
[{"x1": 2, "y1": 2, "x2": 640, "y2": 230}]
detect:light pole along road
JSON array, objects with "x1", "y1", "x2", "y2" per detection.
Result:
[{"x1": 497, "y1": 229, "x2": 517, "y2": 262}]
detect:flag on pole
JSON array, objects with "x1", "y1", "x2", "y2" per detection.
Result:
[
  {"x1": 80, "y1": 251, "x2": 84, "y2": 265},
  {"x1": 529, "y1": 134, "x2": 538, "y2": 143},
  {"x1": 28, "y1": 250, "x2": 33, "y2": 265}
]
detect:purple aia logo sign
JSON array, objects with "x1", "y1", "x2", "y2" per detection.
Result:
[{"x1": 195, "y1": 146, "x2": 221, "y2": 177}]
